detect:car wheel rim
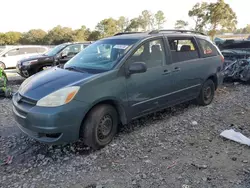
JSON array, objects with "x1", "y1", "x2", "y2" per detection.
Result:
[
  {"x1": 0, "y1": 64, "x2": 4, "y2": 69},
  {"x1": 97, "y1": 114, "x2": 113, "y2": 142},
  {"x1": 203, "y1": 86, "x2": 213, "y2": 103}
]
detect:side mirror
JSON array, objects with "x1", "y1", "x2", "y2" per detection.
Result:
[
  {"x1": 3, "y1": 54, "x2": 8, "y2": 57},
  {"x1": 128, "y1": 62, "x2": 147, "y2": 75},
  {"x1": 60, "y1": 52, "x2": 67, "y2": 58}
]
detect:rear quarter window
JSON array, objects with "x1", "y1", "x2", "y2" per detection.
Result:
[{"x1": 197, "y1": 38, "x2": 218, "y2": 57}]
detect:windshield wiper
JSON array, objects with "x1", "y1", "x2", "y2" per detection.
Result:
[{"x1": 65, "y1": 66, "x2": 87, "y2": 73}]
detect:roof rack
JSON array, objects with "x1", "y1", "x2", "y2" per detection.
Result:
[
  {"x1": 149, "y1": 29, "x2": 206, "y2": 36},
  {"x1": 114, "y1": 32, "x2": 144, "y2": 36}
]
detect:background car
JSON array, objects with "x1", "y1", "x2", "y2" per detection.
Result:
[
  {"x1": 16, "y1": 42, "x2": 92, "y2": 78},
  {"x1": 0, "y1": 45, "x2": 49, "y2": 69}
]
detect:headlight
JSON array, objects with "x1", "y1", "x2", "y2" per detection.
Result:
[
  {"x1": 36, "y1": 86, "x2": 80, "y2": 107},
  {"x1": 22, "y1": 59, "x2": 38, "y2": 66}
]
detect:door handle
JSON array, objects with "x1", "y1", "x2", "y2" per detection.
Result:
[
  {"x1": 173, "y1": 67, "x2": 181, "y2": 72},
  {"x1": 162, "y1": 69, "x2": 171, "y2": 75}
]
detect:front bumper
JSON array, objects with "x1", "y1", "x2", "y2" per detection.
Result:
[
  {"x1": 217, "y1": 70, "x2": 224, "y2": 87},
  {"x1": 12, "y1": 92, "x2": 89, "y2": 144}
]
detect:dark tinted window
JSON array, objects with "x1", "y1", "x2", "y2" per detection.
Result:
[
  {"x1": 197, "y1": 38, "x2": 218, "y2": 57},
  {"x1": 127, "y1": 39, "x2": 166, "y2": 68},
  {"x1": 168, "y1": 38, "x2": 199, "y2": 63}
]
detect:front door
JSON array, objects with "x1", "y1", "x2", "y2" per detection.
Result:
[
  {"x1": 165, "y1": 37, "x2": 203, "y2": 102},
  {"x1": 125, "y1": 38, "x2": 172, "y2": 118}
]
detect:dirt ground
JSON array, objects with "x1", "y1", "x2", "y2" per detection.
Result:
[{"x1": 1, "y1": 73, "x2": 250, "y2": 188}]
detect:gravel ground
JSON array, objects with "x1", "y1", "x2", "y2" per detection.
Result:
[{"x1": 1, "y1": 77, "x2": 250, "y2": 188}]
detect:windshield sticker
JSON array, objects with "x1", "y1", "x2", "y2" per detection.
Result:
[{"x1": 113, "y1": 45, "x2": 129, "y2": 49}]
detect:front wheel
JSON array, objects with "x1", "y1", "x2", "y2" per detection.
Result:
[
  {"x1": 80, "y1": 104, "x2": 118, "y2": 150},
  {"x1": 196, "y1": 79, "x2": 215, "y2": 106}
]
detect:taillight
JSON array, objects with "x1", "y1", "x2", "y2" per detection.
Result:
[{"x1": 220, "y1": 55, "x2": 224, "y2": 63}]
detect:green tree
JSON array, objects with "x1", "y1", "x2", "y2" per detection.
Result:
[
  {"x1": 87, "y1": 30, "x2": 101, "y2": 41},
  {"x1": 208, "y1": 0, "x2": 237, "y2": 39},
  {"x1": 73, "y1": 25, "x2": 88, "y2": 41},
  {"x1": 241, "y1": 25, "x2": 250, "y2": 34},
  {"x1": 138, "y1": 10, "x2": 154, "y2": 31},
  {"x1": 0, "y1": 33, "x2": 5, "y2": 45},
  {"x1": 188, "y1": 2, "x2": 209, "y2": 32},
  {"x1": 235, "y1": 28, "x2": 243, "y2": 34},
  {"x1": 125, "y1": 18, "x2": 141, "y2": 32},
  {"x1": 117, "y1": 16, "x2": 130, "y2": 32},
  {"x1": 96, "y1": 18, "x2": 118, "y2": 37},
  {"x1": 20, "y1": 29, "x2": 47, "y2": 44},
  {"x1": 175, "y1": 20, "x2": 189, "y2": 29},
  {"x1": 45, "y1": 25, "x2": 74, "y2": 45},
  {"x1": 154, "y1": 11, "x2": 166, "y2": 29},
  {"x1": 3, "y1": 32, "x2": 22, "y2": 45}
]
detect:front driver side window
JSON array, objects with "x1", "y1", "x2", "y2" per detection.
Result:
[{"x1": 127, "y1": 39, "x2": 165, "y2": 68}]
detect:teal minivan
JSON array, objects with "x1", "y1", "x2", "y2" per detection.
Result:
[{"x1": 12, "y1": 30, "x2": 224, "y2": 149}]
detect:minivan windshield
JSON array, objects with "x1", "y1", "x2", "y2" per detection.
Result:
[
  {"x1": 64, "y1": 38, "x2": 139, "y2": 71},
  {"x1": 44, "y1": 44, "x2": 67, "y2": 56}
]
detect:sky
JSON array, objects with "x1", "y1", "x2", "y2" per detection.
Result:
[{"x1": 0, "y1": 0, "x2": 249, "y2": 32}]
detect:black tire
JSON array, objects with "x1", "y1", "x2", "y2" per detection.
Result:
[
  {"x1": 80, "y1": 104, "x2": 118, "y2": 150},
  {"x1": 0, "y1": 62, "x2": 6, "y2": 70},
  {"x1": 196, "y1": 79, "x2": 215, "y2": 106}
]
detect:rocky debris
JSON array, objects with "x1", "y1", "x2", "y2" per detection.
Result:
[
  {"x1": 191, "y1": 163, "x2": 208, "y2": 170},
  {"x1": 1, "y1": 80, "x2": 250, "y2": 187},
  {"x1": 191, "y1": 121, "x2": 198, "y2": 125}
]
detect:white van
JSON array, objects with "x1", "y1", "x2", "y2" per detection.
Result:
[{"x1": 0, "y1": 46, "x2": 49, "y2": 69}]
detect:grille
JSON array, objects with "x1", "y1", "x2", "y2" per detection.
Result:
[{"x1": 18, "y1": 93, "x2": 37, "y2": 106}]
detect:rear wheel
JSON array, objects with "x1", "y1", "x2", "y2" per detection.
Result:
[
  {"x1": 80, "y1": 104, "x2": 118, "y2": 150},
  {"x1": 0, "y1": 62, "x2": 6, "y2": 70},
  {"x1": 196, "y1": 79, "x2": 215, "y2": 106}
]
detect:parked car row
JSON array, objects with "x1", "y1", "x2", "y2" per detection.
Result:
[
  {"x1": 0, "y1": 45, "x2": 49, "y2": 69},
  {"x1": 16, "y1": 42, "x2": 92, "y2": 78},
  {"x1": 12, "y1": 29, "x2": 224, "y2": 150},
  {"x1": 0, "y1": 42, "x2": 92, "y2": 78}
]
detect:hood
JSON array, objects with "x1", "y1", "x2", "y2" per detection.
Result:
[
  {"x1": 20, "y1": 54, "x2": 53, "y2": 63},
  {"x1": 222, "y1": 49, "x2": 250, "y2": 55},
  {"x1": 18, "y1": 67, "x2": 96, "y2": 100}
]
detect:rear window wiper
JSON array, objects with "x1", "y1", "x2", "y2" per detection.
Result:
[{"x1": 64, "y1": 66, "x2": 87, "y2": 73}]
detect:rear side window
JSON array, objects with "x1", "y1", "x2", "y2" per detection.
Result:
[
  {"x1": 19, "y1": 47, "x2": 37, "y2": 54},
  {"x1": 168, "y1": 37, "x2": 199, "y2": 63},
  {"x1": 197, "y1": 38, "x2": 218, "y2": 57}
]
